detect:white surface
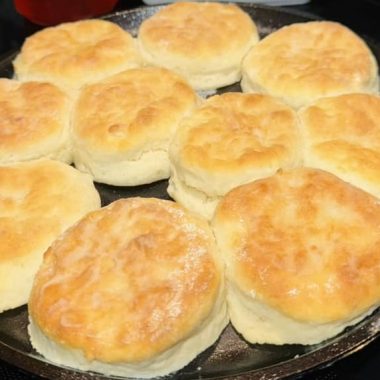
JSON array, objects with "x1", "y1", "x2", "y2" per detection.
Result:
[{"x1": 143, "y1": 1, "x2": 310, "y2": 5}]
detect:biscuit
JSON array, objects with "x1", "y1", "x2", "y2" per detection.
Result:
[
  {"x1": 13, "y1": 19, "x2": 141, "y2": 92},
  {"x1": 168, "y1": 92, "x2": 301, "y2": 219},
  {"x1": 0, "y1": 159, "x2": 100, "y2": 313},
  {"x1": 0, "y1": 79, "x2": 71, "y2": 164},
  {"x1": 299, "y1": 93, "x2": 380, "y2": 198},
  {"x1": 72, "y1": 67, "x2": 198, "y2": 186},
  {"x1": 28, "y1": 197, "x2": 227, "y2": 378},
  {"x1": 138, "y1": 1, "x2": 259, "y2": 90},
  {"x1": 212, "y1": 168, "x2": 380, "y2": 345},
  {"x1": 241, "y1": 21, "x2": 379, "y2": 108}
]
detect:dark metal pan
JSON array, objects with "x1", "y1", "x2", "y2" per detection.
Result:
[{"x1": 0, "y1": 4, "x2": 379, "y2": 380}]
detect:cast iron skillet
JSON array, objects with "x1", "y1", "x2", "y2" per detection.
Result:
[{"x1": 0, "y1": 4, "x2": 379, "y2": 380}]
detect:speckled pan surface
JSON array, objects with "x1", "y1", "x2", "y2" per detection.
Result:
[{"x1": 0, "y1": 4, "x2": 379, "y2": 380}]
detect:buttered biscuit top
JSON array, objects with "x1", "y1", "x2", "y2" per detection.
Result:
[
  {"x1": 0, "y1": 79, "x2": 71, "y2": 164},
  {"x1": 13, "y1": 19, "x2": 142, "y2": 91},
  {"x1": 213, "y1": 168, "x2": 380, "y2": 344},
  {"x1": 242, "y1": 21, "x2": 378, "y2": 108},
  {"x1": 29, "y1": 197, "x2": 227, "y2": 377},
  {"x1": 171, "y1": 93, "x2": 300, "y2": 195},
  {"x1": 168, "y1": 92, "x2": 301, "y2": 219},
  {"x1": 138, "y1": 1, "x2": 259, "y2": 90},
  {"x1": 299, "y1": 93, "x2": 380, "y2": 199},
  {"x1": 0, "y1": 159, "x2": 100, "y2": 313},
  {"x1": 72, "y1": 67, "x2": 198, "y2": 186}
]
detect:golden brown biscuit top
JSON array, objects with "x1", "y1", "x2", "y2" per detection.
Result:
[
  {"x1": 29, "y1": 198, "x2": 221, "y2": 363},
  {"x1": 73, "y1": 67, "x2": 198, "y2": 156},
  {"x1": 299, "y1": 94, "x2": 380, "y2": 183},
  {"x1": 139, "y1": 2, "x2": 258, "y2": 65},
  {"x1": 213, "y1": 168, "x2": 380, "y2": 323},
  {"x1": 0, "y1": 79, "x2": 69, "y2": 155},
  {"x1": 14, "y1": 19, "x2": 141, "y2": 88},
  {"x1": 170, "y1": 93, "x2": 300, "y2": 192},
  {"x1": 243, "y1": 21, "x2": 377, "y2": 105},
  {"x1": 0, "y1": 159, "x2": 100, "y2": 263}
]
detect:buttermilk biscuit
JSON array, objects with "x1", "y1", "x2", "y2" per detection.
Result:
[
  {"x1": 0, "y1": 159, "x2": 100, "y2": 313},
  {"x1": 168, "y1": 92, "x2": 301, "y2": 219},
  {"x1": 138, "y1": 1, "x2": 259, "y2": 90},
  {"x1": 299, "y1": 93, "x2": 380, "y2": 199},
  {"x1": 0, "y1": 79, "x2": 71, "y2": 164},
  {"x1": 241, "y1": 21, "x2": 379, "y2": 108},
  {"x1": 28, "y1": 197, "x2": 227, "y2": 378},
  {"x1": 72, "y1": 67, "x2": 198, "y2": 186},
  {"x1": 13, "y1": 19, "x2": 141, "y2": 92},
  {"x1": 212, "y1": 168, "x2": 380, "y2": 345}
]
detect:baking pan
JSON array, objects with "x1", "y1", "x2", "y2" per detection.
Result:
[{"x1": 0, "y1": 4, "x2": 379, "y2": 380}]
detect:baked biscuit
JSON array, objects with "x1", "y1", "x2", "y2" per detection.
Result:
[
  {"x1": 0, "y1": 79, "x2": 71, "y2": 164},
  {"x1": 0, "y1": 159, "x2": 100, "y2": 313},
  {"x1": 168, "y1": 92, "x2": 301, "y2": 219},
  {"x1": 72, "y1": 67, "x2": 198, "y2": 186},
  {"x1": 138, "y1": 1, "x2": 259, "y2": 90},
  {"x1": 299, "y1": 93, "x2": 380, "y2": 198},
  {"x1": 212, "y1": 168, "x2": 380, "y2": 345},
  {"x1": 241, "y1": 21, "x2": 379, "y2": 108},
  {"x1": 29, "y1": 197, "x2": 227, "y2": 378},
  {"x1": 13, "y1": 19, "x2": 141, "y2": 92}
]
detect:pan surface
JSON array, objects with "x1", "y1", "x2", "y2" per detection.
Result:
[{"x1": 0, "y1": 4, "x2": 379, "y2": 380}]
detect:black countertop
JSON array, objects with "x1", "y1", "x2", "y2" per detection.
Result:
[{"x1": 0, "y1": 1, "x2": 379, "y2": 379}]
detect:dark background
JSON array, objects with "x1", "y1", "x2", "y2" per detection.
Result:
[{"x1": 0, "y1": 0, "x2": 379, "y2": 379}]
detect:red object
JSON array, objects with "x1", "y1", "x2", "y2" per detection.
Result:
[{"x1": 13, "y1": 0, "x2": 119, "y2": 26}]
